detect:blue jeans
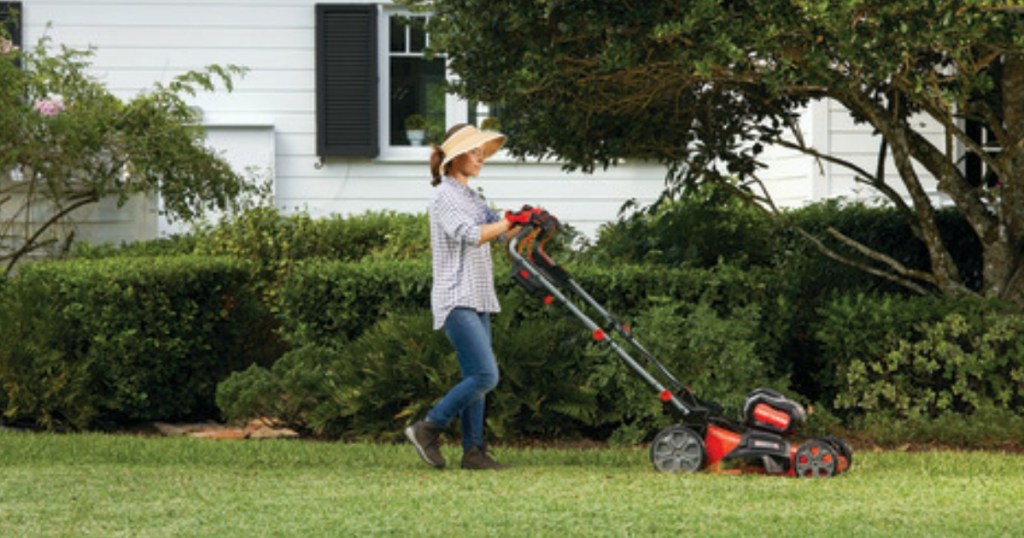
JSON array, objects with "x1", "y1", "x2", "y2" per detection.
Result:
[{"x1": 427, "y1": 308, "x2": 500, "y2": 451}]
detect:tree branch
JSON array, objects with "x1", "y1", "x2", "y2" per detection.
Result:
[
  {"x1": 717, "y1": 174, "x2": 937, "y2": 295},
  {"x1": 2, "y1": 192, "x2": 99, "y2": 274}
]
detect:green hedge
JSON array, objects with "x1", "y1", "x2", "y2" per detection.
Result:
[
  {"x1": 592, "y1": 190, "x2": 982, "y2": 296},
  {"x1": 74, "y1": 208, "x2": 431, "y2": 264},
  {"x1": 220, "y1": 258, "x2": 793, "y2": 443},
  {"x1": 781, "y1": 201, "x2": 983, "y2": 295},
  {"x1": 279, "y1": 258, "x2": 433, "y2": 346},
  {"x1": 0, "y1": 256, "x2": 266, "y2": 430},
  {"x1": 278, "y1": 256, "x2": 791, "y2": 344},
  {"x1": 222, "y1": 253, "x2": 1024, "y2": 447},
  {"x1": 11, "y1": 202, "x2": 1020, "y2": 446}
]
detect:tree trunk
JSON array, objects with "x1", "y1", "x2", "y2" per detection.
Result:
[{"x1": 990, "y1": 51, "x2": 1024, "y2": 306}]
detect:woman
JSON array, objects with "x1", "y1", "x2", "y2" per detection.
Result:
[{"x1": 404, "y1": 123, "x2": 532, "y2": 471}]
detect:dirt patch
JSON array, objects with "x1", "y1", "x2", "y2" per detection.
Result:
[{"x1": 129, "y1": 418, "x2": 300, "y2": 440}]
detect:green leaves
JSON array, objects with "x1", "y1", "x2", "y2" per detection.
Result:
[
  {"x1": 1, "y1": 35, "x2": 252, "y2": 272},
  {"x1": 0, "y1": 256, "x2": 265, "y2": 430},
  {"x1": 422, "y1": 0, "x2": 1024, "y2": 304},
  {"x1": 821, "y1": 293, "x2": 1024, "y2": 419}
]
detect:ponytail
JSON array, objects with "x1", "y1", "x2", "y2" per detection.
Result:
[
  {"x1": 429, "y1": 145, "x2": 445, "y2": 187},
  {"x1": 429, "y1": 123, "x2": 472, "y2": 187}
]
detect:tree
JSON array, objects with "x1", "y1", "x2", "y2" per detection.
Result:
[
  {"x1": 412, "y1": 0, "x2": 1024, "y2": 307},
  {"x1": 0, "y1": 31, "x2": 252, "y2": 273}
]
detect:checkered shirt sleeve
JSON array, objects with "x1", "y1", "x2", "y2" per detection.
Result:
[{"x1": 429, "y1": 177, "x2": 502, "y2": 330}]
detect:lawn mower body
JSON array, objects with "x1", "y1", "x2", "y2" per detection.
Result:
[{"x1": 508, "y1": 213, "x2": 851, "y2": 477}]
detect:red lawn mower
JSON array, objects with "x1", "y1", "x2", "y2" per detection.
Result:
[{"x1": 507, "y1": 209, "x2": 852, "y2": 477}]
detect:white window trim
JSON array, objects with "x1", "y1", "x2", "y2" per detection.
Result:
[{"x1": 375, "y1": 7, "x2": 512, "y2": 164}]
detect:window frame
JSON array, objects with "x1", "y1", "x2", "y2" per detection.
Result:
[{"x1": 376, "y1": 7, "x2": 471, "y2": 161}]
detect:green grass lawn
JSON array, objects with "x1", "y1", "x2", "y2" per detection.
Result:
[{"x1": 1, "y1": 431, "x2": 1022, "y2": 537}]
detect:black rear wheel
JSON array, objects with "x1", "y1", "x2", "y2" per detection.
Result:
[
  {"x1": 794, "y1": 439, "x2": 839, "y2": 478},
  {"x1": 650, "y1": 425, "x2": 706, "y2": 473},
  {"x1": 821, "y1": 435, "x2": 853, "y2": 471}
]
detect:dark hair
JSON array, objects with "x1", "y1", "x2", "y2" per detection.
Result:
[{"x1": 430, "y1": 123, "x2": 471, "y2": 187}]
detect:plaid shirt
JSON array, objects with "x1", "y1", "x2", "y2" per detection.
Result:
[{"x1": 429, "y1": 176, "x2": 502, "y2": 330}]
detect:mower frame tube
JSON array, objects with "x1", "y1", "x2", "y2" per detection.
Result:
[{"x1": 509, "y1": 230, "x2": 691, "y2": 417}]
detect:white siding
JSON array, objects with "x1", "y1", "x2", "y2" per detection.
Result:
[
  {"x1": 823, "y1": 99, "x2": 946, "y2": 204},
  {"x1": 755, "y1": 97, "x2": 949, "y2": 209},
  {"x1": 755, "y1": 101, "x2": 822, "y2": 207}
]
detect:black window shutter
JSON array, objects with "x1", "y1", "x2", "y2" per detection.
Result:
[
  {"x1": 316, "y1": 4, "x2": 379, "y2": 158},
  {"x1": 1, "y1": 2, "x2": 22, "y2": 50}
]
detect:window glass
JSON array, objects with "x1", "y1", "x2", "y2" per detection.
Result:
[
  {"x1": 390, "y1": 57, "x2": 446, "y2": 146},
  {"x1": 389, "y1": 16, "x2": 405, "y2": 53},
  {"x1": 389, "y1": 15, "x2": 444, "y2": 146},
  {"x1": 469, "y1": 101, "x2": 503, "y2": 132},
  {"x1": 410, "y1": 22, "x2": 427, "y2": 53}
]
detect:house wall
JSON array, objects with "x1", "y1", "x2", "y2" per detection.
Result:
[
  {"x1": 13, "y1": 0, "x2": 946, "y2": 244},
  {"x1": 758, "y1": 98, "x2": 948, "y2": 207}
]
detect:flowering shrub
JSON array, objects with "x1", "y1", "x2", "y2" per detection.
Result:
[
  {"x1": 33, "y1": 95, "x2": 64, "y2": 116},
  {"x1": 0, "y1": 33, "x2": 251, "y2": 273}
]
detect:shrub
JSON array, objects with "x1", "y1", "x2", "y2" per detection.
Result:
[
  {"x1": 76, "y1": 207, "x2": 431, "y2": 264},
  {"x1": 589, "y1": 183, "x2": 778, "y2": 268},
  {"x1": 193, "y1": 207, "x2": 430, "y2": 264},
  {"x1": 279, "y1": 259, "x2": 433, "y2": 347},
  {"x1": 0, "y1": 256, "x2": 263, "y2": 429},
  {"x1": 74, "y1": 208, "x2": 431, "y2": 317},
  {"x1": 278, "y1": 256, "x2": 789, "y2": 349},
  {"x1": 216, "y1": 346, "x2": 344, "y2": 436},
  {"x1": 851, "y1": 405, "x2": 1024, "y2": 447},
  {"x1": 815, "y1": 294, "x2": 1024, "y2": 420},
  {"x1": 486, "y1": 300, "x2": 599, "y2": 440},
  {"x1": 219, "y1": 307, "x2": 600, "y2": 442},
  {"x1": 219, "y1": 311, "x2": 456, "y2": 440},
  {"x1": 833, "y1": 311, "x2": 1024, "y2": 419},
  {"x1": 781, "y1": 201, "x2": 982, "y2": 295},
  {"x1": 586, "y1": 297, "x2": 791, "y2": 444},
  {"x1": 221, "y1": 260, "x2": 795, "y2": 443},
  {"x1": 590, "y1": 195, "x2": 982, "y2": 297}
]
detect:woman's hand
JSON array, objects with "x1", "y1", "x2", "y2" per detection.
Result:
[{"x1": 478, "y1": 218, "x2": 514, "y2": 245}]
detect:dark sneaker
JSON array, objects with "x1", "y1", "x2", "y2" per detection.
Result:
[
  {"x1": 404, "y1": 420, "x2": 446, "y2": 469},
  {"x1": 461, "y1": 445, "x2": 509, "y2": 470}
]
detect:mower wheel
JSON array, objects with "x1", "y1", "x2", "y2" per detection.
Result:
[
  {"x1": 650, "y1": 425, "x2": 706, "y2": 473},
  {"x1": 821, "y1": 435, "x2": 853, "y2": 470},
  {"x1": 794, "y1": 439, "x2": 839, "y2": 478}
]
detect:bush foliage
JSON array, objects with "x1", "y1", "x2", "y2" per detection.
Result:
[
  {"x1": 5, "y1": 202, "x2": 1022, "y2": 447},
  {"x1": 0, "y1": 256, "x2": 265, "y2": 429},
  {"x1": 817, "y1": 294, "x2": 1024, "y2": 419}
]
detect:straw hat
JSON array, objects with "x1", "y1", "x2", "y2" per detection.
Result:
[{"x1": 440, "y1": 124, "x2": 506, "y2": 171}]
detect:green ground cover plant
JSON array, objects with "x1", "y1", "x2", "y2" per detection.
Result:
[{"x1": 1, "y1": 432, "x2": 1022, "y2": 537}]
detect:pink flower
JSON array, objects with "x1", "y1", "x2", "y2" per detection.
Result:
[{"x1": 34, "y1": 96, "x2": 65, "y2": 117}]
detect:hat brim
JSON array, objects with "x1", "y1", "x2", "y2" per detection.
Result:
[{"x1": 440, "y1": 126, "x2": 506, "y2": 171}]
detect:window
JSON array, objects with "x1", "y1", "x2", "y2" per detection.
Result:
[
  {"x1": 315, "y1": 4, "x2": 501, "y2": 160},
  {"x1": 964, "y1": 58, "x2": 1002, "y2": 188},
  {"x1": 388, "y1": 15, "x2": 445, "y2": 146},
  {"x1": 964, "y1": 121, "x2": 1000, "y2": 188},
  {"x1": 1, "y1": 2, "x2": 22, "y2": 51}
]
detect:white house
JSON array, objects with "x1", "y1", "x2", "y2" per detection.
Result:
[{"x1": 4, "y1": 0, "x2": 948, "y2": 244}]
